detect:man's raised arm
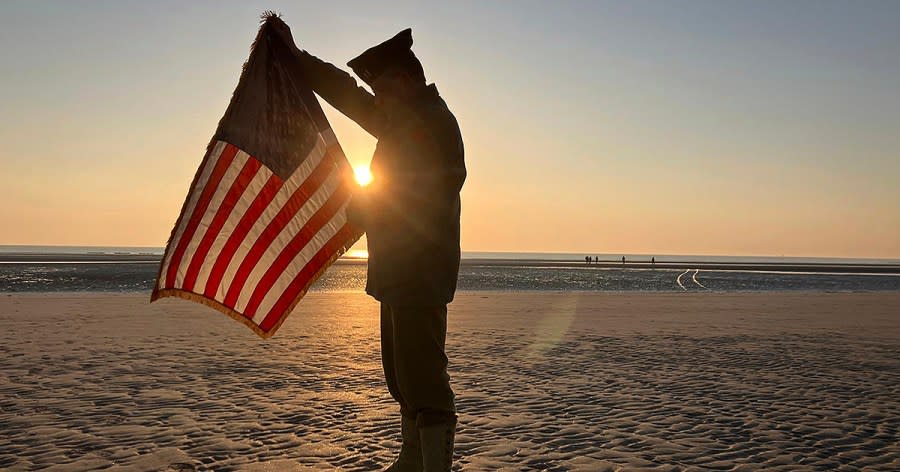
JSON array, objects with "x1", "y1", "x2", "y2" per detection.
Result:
[{"x1": 272, "y1": 21, "x2": 386, "y2": 137}]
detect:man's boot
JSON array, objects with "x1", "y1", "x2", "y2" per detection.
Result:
[
  {"x1": 418, "y1": 416, "x2": 457, "y2": 472},
  {"x1": 385, "y1": 415, "x2": 423, "y2": 471}
]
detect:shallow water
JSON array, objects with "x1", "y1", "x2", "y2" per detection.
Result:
[{"x1": 1, "y1": 262, "x2": 899, "y2": 293}]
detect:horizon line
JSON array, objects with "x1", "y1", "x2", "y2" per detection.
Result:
[{"x1": 0, "y1": 244, "x2": 898, "y2": 262}]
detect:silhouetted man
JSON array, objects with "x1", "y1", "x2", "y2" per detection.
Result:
[{"x1": 274, "y1": 23, "x2": 465, "y2": 472}]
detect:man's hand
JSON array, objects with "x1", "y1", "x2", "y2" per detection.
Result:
[
  {"x1": 268, "y1": 18, "x2": 298, "y2": 51},
  {"x1": 268, "y1": 19, "x2": 319, "y2": 68}
]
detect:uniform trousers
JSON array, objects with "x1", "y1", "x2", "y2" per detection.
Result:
[{"x1": 380, "y1": 303, "x2": 456, "y2": 426}]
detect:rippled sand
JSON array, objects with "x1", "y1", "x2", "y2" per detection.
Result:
[{"x1": 1, "y1": 292, "x2": 898, "y2": 471}]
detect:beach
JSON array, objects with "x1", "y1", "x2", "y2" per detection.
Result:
[{"x1": 1, "y1": 291, "x2": 898, "y2": 471}]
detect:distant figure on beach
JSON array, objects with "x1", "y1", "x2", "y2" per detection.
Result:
[
  {"x1": 651, "y1": 256, "x2": 655, "y2": 266},
  {"x1": 594, "y1": 256, "x2": 599, "y2": 264},
  {"x1": 622, "y1": 255, "x2": 626, "y2": 265},
  {"x1": 585, "y1": 256, "x2": 591, "y2": 264},
  {"x1": 274, "y1": 24, "x2": 464, "y2": 471}
]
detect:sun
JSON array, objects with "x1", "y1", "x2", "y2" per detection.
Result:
[{"x1": 353, "y1": 165, "x2": 373, "y2": 186}]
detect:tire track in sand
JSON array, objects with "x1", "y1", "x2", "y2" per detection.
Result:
[
  {"x1": 692, "y1": 269, "x2": 708, "y2": 290},
  {"x1": 676, "y1": 269, "x2": 691, "y2": 291}
]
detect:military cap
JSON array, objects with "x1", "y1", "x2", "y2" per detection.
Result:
[{"x1": 347, "y1": 28, "x2": 424, "y2": 85}]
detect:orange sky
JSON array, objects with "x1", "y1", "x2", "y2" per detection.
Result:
[{"x1": 1, "y1": 2, "x2": 898, "y2": 258}]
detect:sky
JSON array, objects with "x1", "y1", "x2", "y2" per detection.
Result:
[{"x1": 1, "y1": 0, "x2": 898, "y2": 258}]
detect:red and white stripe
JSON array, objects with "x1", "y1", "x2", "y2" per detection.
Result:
[{"x1": 155, "y1": 129, "x2": 356, "y2": 334}]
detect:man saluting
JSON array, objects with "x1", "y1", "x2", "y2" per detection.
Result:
[{"x1": 272, "y1": 22, "x2": 466, "y2": 472}]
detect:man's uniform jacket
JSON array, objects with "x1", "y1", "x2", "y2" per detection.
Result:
[{"x1": 296, "y1": 54, "x2": 466, "y2": 307}]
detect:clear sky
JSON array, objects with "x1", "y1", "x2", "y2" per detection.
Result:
[{"x1": 2, "y1": 0, "x2": 898, "y2": 258}]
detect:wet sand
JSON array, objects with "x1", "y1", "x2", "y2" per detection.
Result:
[{"x1": 1, "y1": 292, "x2": 898, "y2": 471}]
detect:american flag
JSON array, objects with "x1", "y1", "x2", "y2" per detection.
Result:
[{"x1": 151, "y1": 15, "x2": 362, "y2": 338}]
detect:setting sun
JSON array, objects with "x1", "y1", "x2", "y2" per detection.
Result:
[{"x1": 353, "y1": 165, "x2": 373, "y2": 186}]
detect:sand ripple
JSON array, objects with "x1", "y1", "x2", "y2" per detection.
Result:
[{"x1": 0, "y1": 292, "x2": 898, "y2": 471}]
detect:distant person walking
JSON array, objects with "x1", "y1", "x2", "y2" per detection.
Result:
[{"x1": 622, "y1": 256, "x2": 626, "y2": 265}]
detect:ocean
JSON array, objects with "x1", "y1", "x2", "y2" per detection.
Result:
[{"x1": 1, "y1": 245, "x2": 898, "y2": 293}]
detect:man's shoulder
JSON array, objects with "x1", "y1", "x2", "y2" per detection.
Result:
[
  {"x1": 416, "y1": 85, "x2": 456, "y2": 122},
  {"x1": 401, "y1": 96, "x2": 457, "y2": 139},
  {"x1": 420, "y1": 96, "x2": 461, "y2": 144}
]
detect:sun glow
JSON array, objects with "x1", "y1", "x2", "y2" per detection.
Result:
[
  {"x1": 346, "y1": 249, "x2": 369, "y2": 259},
  {"x1": 353, "y1": 165, "x2": 373, "y2": 186}
]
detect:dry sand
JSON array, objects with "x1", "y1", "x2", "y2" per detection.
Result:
[{"x1": 1, "y1": 291, "x2": 898, "y2": 471}]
